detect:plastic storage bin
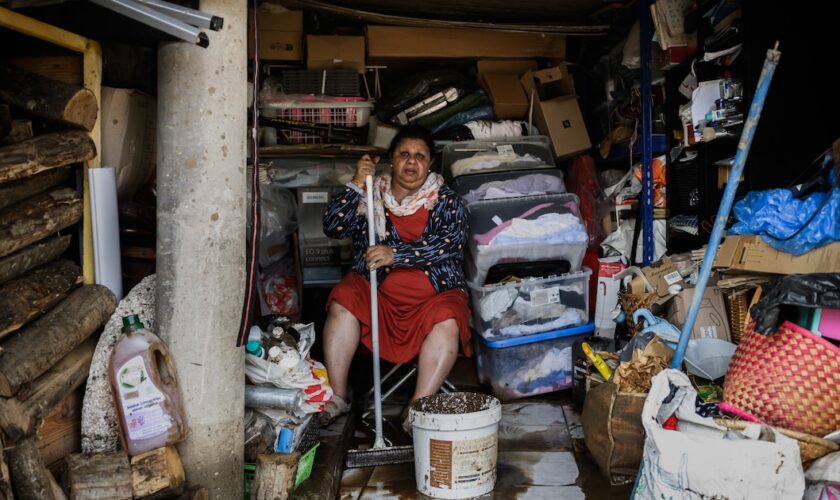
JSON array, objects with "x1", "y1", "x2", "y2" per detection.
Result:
[
  {"x1": 261, "y1": 98, "x2": 373, "y2": 127},
  {"x1": 469, "y1": 268, "x2": 591, "y2": 339},
  {"x1": 474, "y1": 321, "x2": 596, "y2": 401},
  {"x1": 451, "y1": 169, "x2": 566, "y2": 206},
  {"x1": 442, "y1": 136, "x2": 555, "y2": 180},
  {"x1": 465, "y1": 193, "x2": 588, "y2": 286},
  {"x1": 297, "y1": 187, "x2": 352, "y2": 267},
  {"x1": 266, "y1": 158, "x2": 388, "y2": 188}
]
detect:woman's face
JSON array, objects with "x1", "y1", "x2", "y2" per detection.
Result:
[{"x1": 390, "y1": 138, "x2": 432, "y2": 192}]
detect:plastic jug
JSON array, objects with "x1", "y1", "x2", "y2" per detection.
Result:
[{"x1": 109, "y1": 315, "x2": 188, "y2": 456}]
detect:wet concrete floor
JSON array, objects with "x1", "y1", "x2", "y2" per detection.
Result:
[{"x1": 338, "y1": 359, "x2": 633, "y2": 499}]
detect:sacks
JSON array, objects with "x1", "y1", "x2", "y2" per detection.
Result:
[
  {"x1": 722, "y1": 321, "x2": 840, "y2": 436},
  {"x1": 581, "y1": 380, "x2": 646, "y2": 484},
  {"x1": 635, "y1": 369, "x2": 805, "y2": 500}
]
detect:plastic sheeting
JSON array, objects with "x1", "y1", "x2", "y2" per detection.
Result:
[
  {"x1": 375, "y1": 70, "x2": 474, "y2": 123},
  {"x1": 750, "y1": 273, "x2": 840, "y2": 334},
  {"x1": 730, "y1": 172, "x2": 840, "y2": 256}
]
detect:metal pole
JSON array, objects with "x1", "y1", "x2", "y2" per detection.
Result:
[
  {"x1": 89, "y1": 0, "x2": 209, "y2": 47},
  {"x1": 671, "y1": 44, "x2": 781, "y2": 368},
  {"x1": 134, "y1": 0, "x2": 223, "y2": 30},
  {"x1": 640, "y1": 0, "x2": 654, "y2": 265},
  {"x1": 365, "y1": 175, "x2": 386, "y2": 449}
]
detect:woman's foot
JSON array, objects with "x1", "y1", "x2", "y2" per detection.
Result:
[
  {"x1": 401, "y1": 403, "x2": 413, "y2": 436},
  {"x1": 319, "y1": 394, "x2": 351, "y2": 427}
]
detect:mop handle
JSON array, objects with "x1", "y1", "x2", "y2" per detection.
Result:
[
  {"x1": 671, "y1": 44, "x2": 781, "y2": 369},
  {"x1": 365, "y1": 175, "x2": 386, "y2": 448}
]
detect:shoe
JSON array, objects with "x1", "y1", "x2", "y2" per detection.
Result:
[{"x1": 319, "y1": 394, "x2": 351, "y2": 427}]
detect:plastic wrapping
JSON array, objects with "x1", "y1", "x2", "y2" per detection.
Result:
[
  {"x1": 464, "y1": 120, "x2": 526, "y2": 140},
  {"x1": 244, "y1": 323, "x2": 332, "y2": 414},
  {"x1": 431, "y1": 105, "x2": 496, "y2": 136},
  {"x1": 375, "y1": 70, "x2": 474, "y2": 123},
  {"x1": 751, "y1": 274, "x2": 840, "y2": 334},
  {"x1": 259, "y1": 185, "x2": 297, "y2": 267},
  {"x1": 730, "y1": 178, "x2": 840, "y2": 256},
  {"x1": 414, "y1": 92, "x2": 491, "y2": 132},
  {"x1": 566, "y1": 155, "x2": 606, "y2": 246}
]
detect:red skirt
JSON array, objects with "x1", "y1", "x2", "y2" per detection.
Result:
[{"x1": 327, "y1": 269, "x2": 472, "y2": 364}]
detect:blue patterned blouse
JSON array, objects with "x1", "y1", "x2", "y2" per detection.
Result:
[{"x1": 322, "y1": 182, "x2": 469, "y2": 292}]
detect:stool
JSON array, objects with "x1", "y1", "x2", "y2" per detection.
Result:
[{"x1": 362, "y1": 363, "x2": 459, "y2": 419}]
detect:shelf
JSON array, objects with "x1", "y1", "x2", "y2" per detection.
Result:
[{"x1": 0, "y1": 7, "x2": 102, "y2": 285}]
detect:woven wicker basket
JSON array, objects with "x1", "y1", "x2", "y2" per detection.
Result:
[
  {"x1": 714, "y1": 418, "x2": 839, "y2": 464},
  {"x1": 722, "y1": 321, "x2": 840, "y2": 436},
  {"x1": 723, "y1": 289, "x2": 750, "y2": 344}
]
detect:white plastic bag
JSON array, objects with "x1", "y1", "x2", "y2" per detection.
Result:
[
  {"x1": 244, "y1": 323, "x2": 332, "y2": 414},
  {"x1": 635, "y1": 369, "x2": 805, "y2": 500}
]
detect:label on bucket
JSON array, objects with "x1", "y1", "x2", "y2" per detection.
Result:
[{"x1": 429, "y1": 436, "x2": 497, "y2": 490}]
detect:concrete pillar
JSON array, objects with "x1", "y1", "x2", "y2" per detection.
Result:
[{"x1": 156, "y1": 1, "x2": 246, "y2": 497}]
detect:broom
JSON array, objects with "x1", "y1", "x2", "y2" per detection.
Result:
[{"x1": 345, "y1": 175, "x2": 414, "y2": 468}]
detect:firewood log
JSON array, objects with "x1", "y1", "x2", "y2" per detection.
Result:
[
  {"x1": 0, "y1": 64, "x2": 97, "y2": 131},
  {"x1": 0, "y1": 187, "x2": 82, "y2": 259},
  {"x1": 0, "y1": 259, "x2": 83, "y2": 339},
  {"x1": 0, "y1": 130, "x2": 95, "y2": 185},
  {"x1": 0, "y1": 285, "x2": 116, "y2": 397}
]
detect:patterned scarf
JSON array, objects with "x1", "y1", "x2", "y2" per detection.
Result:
[{"x1": 358, "y1": 172, "x2": 444, "y2": 240}]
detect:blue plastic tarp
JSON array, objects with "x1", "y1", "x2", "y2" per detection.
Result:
[{"x1": 729, "y1": 170, "x2": 840, "y2": 255}]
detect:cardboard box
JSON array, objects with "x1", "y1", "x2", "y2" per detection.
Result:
[
  {"x1": 714, "y1": 235, "x2": 840, "y2": 274},
  {"x1": 518, "y1": 64, "x2": 588, "y2": 158},
  {"x1": 476, "y1": 59, "x2": 538, "y2": 78},
  {"x1": 366, "y1": 26, "x2": 566, "y2": 59},
  {"x1": 627, "y1": 256, "x2": 684, "y2": 297},
  {"x1": 306, "y1": 35, "x2": 365, "y2": 74},
  {"x1": 482, "y1": 73, "x2": 529, "y2": 119},
  {"x1": 667, "y1": 287, "x2": 732, "y2": 342},
  {"x1": 247, "y1": 9, "x2": 303, "y2": 61},
  {"x1": 520, "y1": 64, "x2": 576, "y2": 100},
  {"x1": 531, "y1": 95, "x2": 591, "y2": 158},
  {"x1": 100, "y1": 87, "x2": 156, "y2": 201}
]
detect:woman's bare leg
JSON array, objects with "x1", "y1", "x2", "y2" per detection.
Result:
[
  {"x1": 412, "y1": 319, "x2": 459, "y2": 401},
  {"x1": 323, "y1": 301, "x2": 361, "y2": 400}
]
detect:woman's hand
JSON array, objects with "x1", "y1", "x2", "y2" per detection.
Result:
[
  {"x1": 352, "y1": 154, "x2": 379, "y2": 189},
  {"x1": 365, "y1": 245, "x2": 394, "y2": 270}
]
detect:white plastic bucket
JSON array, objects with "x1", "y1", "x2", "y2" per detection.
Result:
[{"x1": 409, "y1": 393, "x2": 502, "y2": 498}]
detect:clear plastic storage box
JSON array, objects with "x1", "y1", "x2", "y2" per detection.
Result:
[
  {"x1": 442, "y1": 136, "x2": 555, "y2": 180},
  {"x1": 465, "y1": 193, "x2": 588, "y2": 286},
  {"x1": 468, "y1": 268, "x2": 591, "y2": 340},
  {"x1": 474, "y1": 321, "x2": 596, "y2": 401},
  {"x1": 296, "y1": 187, "x2": 352, "y2": 267},
  {"x1": 451, "y1": 169, "x2": 566, "y2": 207},
  {"x1": 266, "y1": 158, "x2": 388, "y2": 188}
]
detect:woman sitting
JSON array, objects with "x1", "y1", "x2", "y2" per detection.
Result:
[{"x1": 320, "y1": 125, "x2": 471, "y2": 428}]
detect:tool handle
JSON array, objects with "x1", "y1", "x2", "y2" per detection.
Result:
[{"x1": 582, "y1": 342, "x2": 613, "y2": 381}]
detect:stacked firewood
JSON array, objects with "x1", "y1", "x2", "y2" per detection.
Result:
[{"x1": 0, "y1": 63, "x2": 116, "y2": 500}]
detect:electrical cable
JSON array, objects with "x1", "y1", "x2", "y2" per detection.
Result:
[
  {"x1": 237, "y1": 3, "x2": 261, "y2": 346},
  {"x1": 771, "y1": 152, "x2": 838, "y2": 242}
]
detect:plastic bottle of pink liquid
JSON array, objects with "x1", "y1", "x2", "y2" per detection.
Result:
[{"x1": 109, "y1": 314, "x2": 188, "y2": 456}]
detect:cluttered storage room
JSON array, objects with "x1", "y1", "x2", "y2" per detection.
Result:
[{"x1": 0, "y1": 0, "x2": 838, "y2": 498}]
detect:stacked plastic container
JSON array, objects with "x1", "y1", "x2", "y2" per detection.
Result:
[{"x1": 444, "y1": 136, "x2": 594, "y2": 401}]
